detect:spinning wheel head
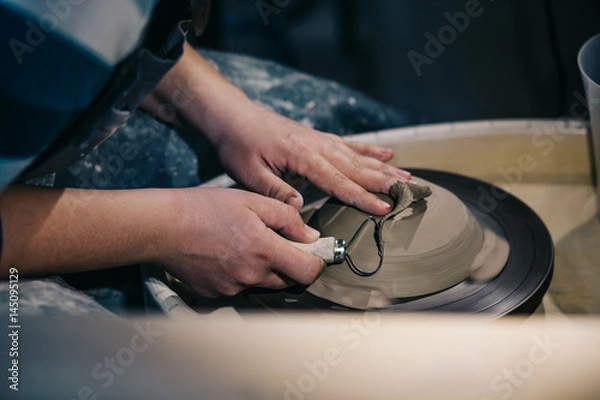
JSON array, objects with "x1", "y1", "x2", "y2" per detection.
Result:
[{"x1": 247, "y1": 169, "x2": 553, "y2": 318}]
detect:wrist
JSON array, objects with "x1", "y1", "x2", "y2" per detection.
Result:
[
  {"x1": 132, "y1": 189, "x2": 183, "y2": 266},
  {"x1": 149, "y1": 42, "x2": 255, "y2": 148}
]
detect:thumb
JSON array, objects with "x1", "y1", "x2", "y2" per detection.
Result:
[
  {"x1": 252, "y1": 170, "x2": 304, "y2": 210},
  {"x1": 251, "y1": 196, "x2": 320, "y2": 243}
]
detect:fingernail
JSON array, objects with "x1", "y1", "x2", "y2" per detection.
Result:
[
  {"x1": 286, "y1": 194, "x2": 304, "y2": 210},
  {"x1": 305, "y1": 224, "x2": 320, "y2": 239},
  {"x1": 376, "y1": 199, "x2": 392, "y2": 212},
  {"x1": 394, "y1": 168, "x2": 411, "y2": 179}
]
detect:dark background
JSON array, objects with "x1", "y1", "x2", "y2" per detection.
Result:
[{"x1": 191, "y1": 0, "x2": 600, "y2": 124}]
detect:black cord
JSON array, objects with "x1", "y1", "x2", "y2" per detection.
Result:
[{"x1": 542, "y1": 0, "x2": 567, "y2": 117}]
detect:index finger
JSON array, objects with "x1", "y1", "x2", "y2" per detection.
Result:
[{"x1": 302, "y1": 156, "x2": 392, "y2": 215}]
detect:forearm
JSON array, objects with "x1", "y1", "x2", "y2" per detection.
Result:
[
  {"x1": 139, "y1": 41, "x2": 254, "y2": 147},
  {"x1": 0, "y1": 185, "x2": 176, "y2": 278}
]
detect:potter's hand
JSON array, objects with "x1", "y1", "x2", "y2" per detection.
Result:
[
  {"x1": 158, "y1": 188, "x2": 325, "y2": 297},
  {"x1": 143, "y1": 43, "x2": 409, "y2": 215},
  {"x1": 211, "y1": 104, "x2": 411, "y2": 216},
  {"x1": 0, "y1": 186, "x2": 323, "y2": 296}
]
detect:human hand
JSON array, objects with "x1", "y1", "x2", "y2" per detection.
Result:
[
  {"x1": 209, "y1": 103, "x2": 411, "y2": 216},
  {"x1": 157, "y1": 187, "x2": 325, "y2": 297},
  {"x1": 144, "y1": 44, "x2": 408, "y2": 215}
]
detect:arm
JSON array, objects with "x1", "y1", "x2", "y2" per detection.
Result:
[
  {"x1": 141, "y1": 42, "x2": 411, "y2": 215},
  {"x1": 0, "y1": 185, "x2": 169, "y2": 276},
  {"x1": 0, "y1": 185, "x2": 323, "y2": 297},
  {"x1": 0, "y1": 41, "x2": 403, "y2": 294}
]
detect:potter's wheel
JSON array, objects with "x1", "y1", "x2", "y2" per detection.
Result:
[{"x1": 247, "y1": 169, "x2": 554, "y2": 317}]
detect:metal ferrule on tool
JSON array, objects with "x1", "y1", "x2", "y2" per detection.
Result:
[{"x1": 287, "y1": 237, "x2": 346, "y2": 265}]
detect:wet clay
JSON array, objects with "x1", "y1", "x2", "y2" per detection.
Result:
[{"x1": 306, "y1": 177, "x2": 509, "y2": 310}]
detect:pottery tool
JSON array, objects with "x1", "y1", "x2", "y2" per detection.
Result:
[{"x1": 287, "y1": 180, "x2": 433, "y2": 276}]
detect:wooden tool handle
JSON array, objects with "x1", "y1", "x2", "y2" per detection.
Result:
[{"x1": 285, "y1": 236, "x2": 345, "y2": 264}]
